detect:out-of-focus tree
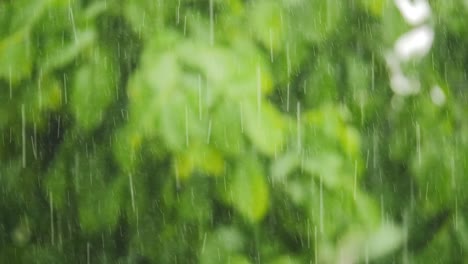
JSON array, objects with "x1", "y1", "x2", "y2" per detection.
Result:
[{"x1": 0, "y1": 0, "x2": 467, "y2": 263}]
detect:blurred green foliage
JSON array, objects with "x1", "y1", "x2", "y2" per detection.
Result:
[{"x1": 1, "y1": 0, "x2": 467, "y2": 263}]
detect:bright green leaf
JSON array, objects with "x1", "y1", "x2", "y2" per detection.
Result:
[
  {"x1": 290, "y1": 0, "x2": 344, "y2": 43},
  {"x1": 228, "y1": 155, "x2": 269, "y2": 222},
  {"x1": 364, "y1": 223, "x2": 404, "y2": 261},
  {"x1": 0, "y1": 31, "x2": 33, "y2": 83},
  {"x1": 244, "y1": 101, "x2": 285, "y2": 156}
]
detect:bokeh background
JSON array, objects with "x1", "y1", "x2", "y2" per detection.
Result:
[{"x1": 1, "y1": 0, "x2": 467, "y2": 263}]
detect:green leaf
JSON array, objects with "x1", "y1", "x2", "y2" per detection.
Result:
[
  {"x1": 336, "y1": 223, "x2": 404, "y2": 263},
  {"x1": 40, "y1": 30, "x2": 96, "y2": 72},
  {"x1": 123, "y1": 0, "x2": 171, "y2": 38},
  {"x1": 228, "y1": 155, "x2": 269, "y2": 222},
  {"x1": 407, "y1": 208, "x2": 452, "y2": 252},
  {"x1": 243, "y1": 101, "x2": 285, "y2": 156},
  {"x1": 21, "y1": 246, "x2": 65, "y2": 264},
  {"x1": 112, "y1": 124, "x2": 142, "y2": 173},
  {"x1": 8, "y1": 0, "x2": 48, "y2": 31},
  {"x1": 248, "y1": 1, "x2": 284, "y2": 53},
  {"x1": 126, "y1": 54, "x2": 177, "y2": 138},
  {"x1": 44, "y1": 153, "x2": 68, "y2": 210},
  {"x1": 268, "y1": 255, "x2": 302, "y2": 264},
  {"x1": 381, "y1": 1, "x2": 412, "y2": 46},
  {"x1": 0, "y1": 31, "x2": 33, "y2": 83},
  {"x1": 270, "y1": 152, "x2": 299, "y2": 183},
  {"x1": 301, "y1": 152, "x2": 344, "y2": 188},
  {"x1": 211, "y1": 100, "x2": 245, "y2": 156},
  {"x1": 174, "y1": 146, "x2": 225, "y2": 179},
  {"x1": 79, "y1": 175, "x2": 125, "y2": 234},
  {"x1": 70, "y1": 47, "x2": 118, "y2": 131},
  {"x1": 228, "y1": 255, "x2": 252, "y2": 264},
  {"x1": 20, "y1": 75, "x2": 63, "y2": 128},
  {"x1": 304, "y1": 55, "x2": 339, "y2": 107},
  {"x1": 358, "y1": 0, "x2": 387, "y2": 16},
  {"x1": 72, "y1": 148, "x2": 124, "y2": 234},
  {"x1": 290, "y1": 0, "x2": 344, "y2": 43},
  {"x1": 365, "y1": 223, "x2": 404, "y2": 260},
  {"x1": 0, "y1": 0, "x2": 52, "y2": 82},
  {"x1": 159, "y1": 89, "x2": 205, "y2": 152},
  {"x1": 200, "y1": 227, "x2": 246, "y2": 264},
  {"x1": 177, "y1": 177, "x2": 212, "y2": 222}
]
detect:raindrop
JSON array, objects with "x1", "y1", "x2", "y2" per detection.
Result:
[
  {"x1": 63, "y1": 74, "x2": 68, "y2": 104},
  {"x1": 57, "y1": 116, "x2": 61, "y2": 139},
  {"x1": 286, "y1": 43, "x2": 291, "y2": 77},
  {"x1": 9, "y1": 67, "x2": 12, "y2": 99},
  {"x1": 381, "y1": 195, "x2": 385, "y2": 222},
  {"x1": 296, "y1": 102, "x2": 301, "y2": 151},
  {"x1": 425, "y1": 181, "x2": 429, "y2": 201},
  {"x1": 206, "y1": 119, "x2": 212, "y2": 144},
  {"x1": 307, "y1": 219, "x2": 311, "y2": 249},
  {"x1": 201, "y1": 232, "x2": 207, "y2": 253},
  {"x1": 371, "y1": 54, "x2": 375, "y2": 91},
  {"x1": 50, "y1": 192, "x2": 54, "y2": 245},
  {"x1": 87, "y1": 242, "x2": 91, "y2": 264},
  {"x1": 21, "y1": 104, "x2": 26, "y2": 168},
  {"x1": 353, "y1": 160, "x2": 357, "y2": 200},
  {"x1": 416, "y1": 122, "x2": 421, "y2": 165},
  {"x1": 209, "y1": 0, "x2": 214, "y2": 46},
  {"x1": 269, "y1": 28, "x2": 274, "y2": 62},
  {"x1": 365, "y1": 149, "x2": 370, "y2": 169},
  {"x1": 239, "y1": 102, "x2": 244, "y2": 133},
  {"x1": 38, "y1": 72, "x2": 43, "y2": 108},
  {"x1": 185, "y1": 105, "x2": 189, "y2": 147},
  {"x1": 129, "y1": 173, "x2": 136, "y2": 213},
  {"x1": 314, "y1": 226, "x2": 318, "y2": 263},
  {"x1": 455, "y1": 197, "x2": 459, "y2": 230},
  {"x1": 450, "y1": 155, "x2": 456, "y2": 189},
  {"x1": 176, "y1": 0, "x2": 181, "y2": 25},
  {"x1": 198, "y1": 75, "x2": 202, "y2": 120},
  {"x1": 319, "y1": 173, "x2": 324, "y2": 234},
  {"x1": 257, "y1": 66, "x2": 262, "y2": 121},
  {"x1": 68, "y1": 3, "x2": 78, "y2": 42},
  {"x1": 31, "y1": 123, "x2": 37, "y2": 160}
]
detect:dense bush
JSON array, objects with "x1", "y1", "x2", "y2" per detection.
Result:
[{"x1": 1, "y1": 0, "x2": 467, "y2": 263}]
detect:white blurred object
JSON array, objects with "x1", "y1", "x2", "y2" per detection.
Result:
[
  {"x1": 430, "y1": 85, "x2": 446, "y2": 106},
  {"x1": 394, "y1": 0, "x2": 431, "y2": 25},
  {"x1": 390, "y1": 72, "x2": 421, "y2": 95},
  {"x1": 384, "y1": 52, "x2": 401, "y2": 73},
  {"x1": 394, "y1": 25, "x2": 434, "y2": 62},
  {"x1": 387, "y1": 0, "x2": 433, "y2": 97}
]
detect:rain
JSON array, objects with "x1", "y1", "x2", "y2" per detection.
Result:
[{"x1": 0, "y1": 0, "x2": 467, "y2": 263}]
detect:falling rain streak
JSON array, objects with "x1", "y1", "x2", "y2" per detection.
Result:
[
  {"x1": 209, "y1": 0, "x2": 214, "y2": 46},
  {"x1": 68, "y1": 1, "x2": 78, "y2": 42},
  {"x1": 185, "y1": 105, "x2": 189, "y2": 147},
  {"x1": 0, "y1": 0, "x2": 465, "y2": 263},
  {"x1": 129, "y1": 173, "x2": 136, "y2": 213},
  {"x1": 21, "y1": 104, "x2": 26, "y2": 168},
  {"x1": 296, "y1": 102, "x2": 301, "y2": 151},
  {"x1": 257, "y1": 66, "x2": 262, "y2": 122}
]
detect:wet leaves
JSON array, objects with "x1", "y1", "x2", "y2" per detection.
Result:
[{"x1": 1, "y1": 0, "x2": 468, "y2": 263}]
